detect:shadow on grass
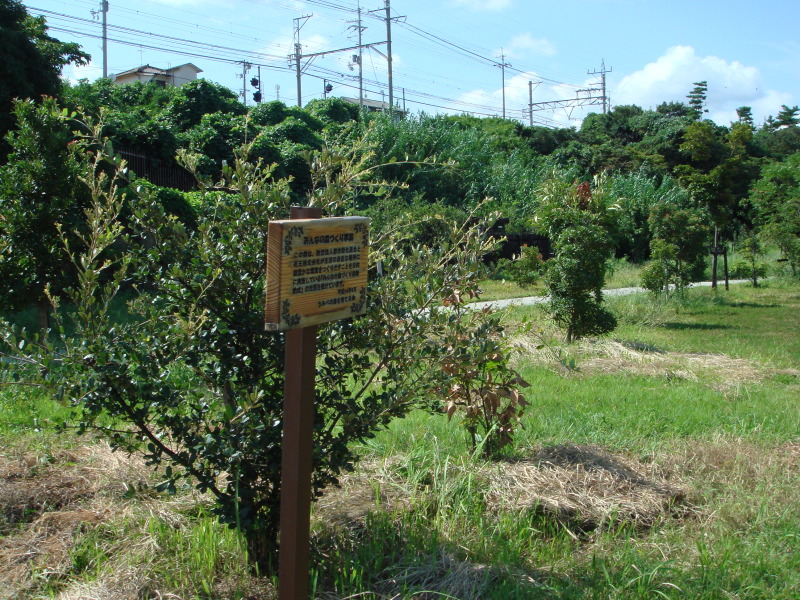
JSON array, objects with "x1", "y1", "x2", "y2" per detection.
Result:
[
  {"x1": 724, "y1": 301, "x2": 779, "y2": 309},
  {"x1": 662, "y1": 322, "x2": 733, "y2": 331},
  {"x1": 311, "y1": 513, "x2": 567, "y2": 600}
]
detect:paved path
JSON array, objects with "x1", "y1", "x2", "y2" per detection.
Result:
[{"x1": 469, "y1": 279, "x2": 751, "y2": 311}]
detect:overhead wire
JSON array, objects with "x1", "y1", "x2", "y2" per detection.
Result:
[{"x1": 28, "y1": 0, "x2": 597, "y2": 126}]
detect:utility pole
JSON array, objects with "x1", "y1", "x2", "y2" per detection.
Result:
[
  {"x1": 384, "y1": 0, "x2": 393, "y2": 113},
  {"x1": 496, "y1": 49, "x2": 511, "y2": 119},
  {"x1": 101, "y1": 0, "x2": 108, "y2": 78},
  {"x1": 347, "y1": 4, "x2": 366, "y2": 110},
  {"x1": 238, "y1": 60, "x2": 252, "y2": 107},
  {"x1": 292, "y1": 15, "x2": 313, "y2": 107},
  {"x1": 370, "y1": 1, "x2": 404, "y2": 114},
  {"x1": 291, "y1": 11, "x2": 387, "y2": 109},
  {"x1": 91, "y1": 1, "x2": 109, "y2": 78},
  {"x1": 528, "y1": 80, "x2": 541, "y2": 127},
  {"x1": 588, "y1": 60, "x2": 612, "y2": 114}
]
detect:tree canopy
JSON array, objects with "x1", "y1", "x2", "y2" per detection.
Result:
[{"x1": 0, "y1": 0, "x2": 89, "y2": 158}]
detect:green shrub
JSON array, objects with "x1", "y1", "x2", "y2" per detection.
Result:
[
  {"x1": 495, "y1": 246, "x2": 543, "y2": 288},
  {"x1": 305, "y1": 97, "x2": 360, "y2": 125},
  {"x1": 2, "y1": 119, "x2": 528, "y2": 571},
  {"x1": 546, "y1": 222, "x2": 617, "y2": 342},
  {"x1": 265, "y1": 117, "x2": 322, "y2": 149},
  {"x1": 730, "y1": 259, "x2": 768, "y2": 279},
  {"x1": 249, "y1": 100, "x2": 286, "y2": 126},
  {"x1": 132, "y1": 180, "x2": 197, "y2": 228}
]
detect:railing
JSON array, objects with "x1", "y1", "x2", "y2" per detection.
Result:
[{"x1": 116, "y1": 146, "x2": 196, "y2": 191}]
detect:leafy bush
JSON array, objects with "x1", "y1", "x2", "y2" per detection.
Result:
[
  {"x1": 495, "y1": 245, "x2": 543, "y2": 288},
  {"x1": 0, "y1": 98, "x2": 89, "y2": 327},
  {"x1": 439, "y1": 296, "x2": 530, "y2": 457},
  {"x1": 546, "y1": 223, "x2": 617, "y2": 342},
  {"x1": 2, "y1": 115, "x2": 527, "y2": 572},
  {"x1": 249, "y1": 100, "x2": 287, "y2": 127},
  {"x1": 644, "y1": 203, "x2": 710, "y2": 295},
  {"x1": 305, "y1": 97, "x2": 359, "y2": 125},
  {"x1": 729, "y1": 259, "x2": 768, "y2": 280},
  {"x1": 166, "y1": 79, "x2": 245, "y2": 131},
  {"x1": 132, "y1": 180, "x2": 197, "y2": 229},
  {"x1": 264, "y1": 117, "x2": 322, "y2": 149},
  {"x1": 535, "y1": 171, "x2": 618, "y2": 342},
  {"x1": 181, "y1": 112, "x2": 253, "y2": 175},
  {"x1": 284, "y1": 106, "x2": 324, "y2": 131},
  {"x1": 246, "y1": 134, "x2": 284, "y2": 177}
]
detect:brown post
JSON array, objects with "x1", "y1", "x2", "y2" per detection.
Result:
[
  {"x1": 723, "y1": 246, "x2": 729, "y2": 290},
  {"x1": 711, "y1": 226, "x2": 719, "y2": 290},
  {"x1": 279, "y1": 205, "x2": 322, "y2": 600}
]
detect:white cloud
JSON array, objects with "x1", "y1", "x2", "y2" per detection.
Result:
[
  {"x1": 262, "y1": 32, "x2": 330, "y2": 67},
  {"x1": 447, "y1": 0, "x2": 512, "y2": 11},
  {"x1": 64, "y1": 60, "x2": 103, "y2": 84},
  {"x1": 503, "y1": 33, "x2": 556, "y2": 59},
  {"x1": 614, "y1": 45, "x2": 791, "y2": 124}
]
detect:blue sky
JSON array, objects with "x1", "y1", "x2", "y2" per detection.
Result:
[{"x1": 26, "y1": 0, "x2": 800, "y2": 128}]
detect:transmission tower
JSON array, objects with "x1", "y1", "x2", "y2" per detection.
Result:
[{"x1": 588, "y1": 60, "x2": 612, "y2": 114}]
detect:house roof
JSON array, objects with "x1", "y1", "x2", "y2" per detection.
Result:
[{"x1": 113, "y1": 63, "x2": 203, "y2": 79}]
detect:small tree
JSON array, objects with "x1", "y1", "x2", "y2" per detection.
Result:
[
  {"x1": 545, "y1": 223, "x2": 617, "y2": 342},
  {"x1": 535, "y1": 172, "x2": 617, "y2": 342},
  {"x1": 1, "y1": 112, "x2": 527, "y2": 570},
  {"x1": 750, "y1": 152, "x2": 800, "y2": 276},
  {"x1": 0, "y1": 98, "x2": 90, "y2": 331},
  {"x1": 438, "y1": 292, "x2": 530, "y2": 457},
  {"x1": 642, "y1": 203, "x2": 709, "y2": 296},
  {"x1": 737, "y1": 231, "x2": 763, "y2": 287}
]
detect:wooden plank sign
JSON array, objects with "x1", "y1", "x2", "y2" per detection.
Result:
[{"x1": 265, "y1": 216, "x2": 369, "y2": 331}]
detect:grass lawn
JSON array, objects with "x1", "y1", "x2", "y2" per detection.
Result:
[{"x1": 2, "y1": 282, "x2": 799, "y2": 599}]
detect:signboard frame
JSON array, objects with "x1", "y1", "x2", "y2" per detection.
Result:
[{"x1": 265, "y1": 216, "x2": 370, "y2": 331}]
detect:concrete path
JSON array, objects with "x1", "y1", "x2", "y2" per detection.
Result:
[{"x1": 469, "y1": 279, "x2": 751, "y2": 311}]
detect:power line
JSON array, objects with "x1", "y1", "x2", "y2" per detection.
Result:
[{"x1": 35, "y1": 2, "x2": 598, "y2": 127}]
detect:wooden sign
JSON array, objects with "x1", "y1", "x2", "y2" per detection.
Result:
[{"x1": 265, "y1": 216, "x2": 369, "y2": 331}]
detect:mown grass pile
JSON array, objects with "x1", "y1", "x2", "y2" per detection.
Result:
[{"x1": 2, "y1": 280, "x2": 799, "y2": 599}]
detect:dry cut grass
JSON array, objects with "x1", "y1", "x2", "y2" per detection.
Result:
[
  {"x1": 0, "y1": 442, "x2": 223, "y2": 600},
  {"x1": 511, "y1": 335, "x2": 800, "y2": 395},
  {"x1": 485, "y1": 444, "x2": 690, "y2": 532}
]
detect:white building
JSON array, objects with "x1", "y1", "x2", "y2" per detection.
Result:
[{"x1": 111, "y1": 63, "x2": 203, "y2": 87}]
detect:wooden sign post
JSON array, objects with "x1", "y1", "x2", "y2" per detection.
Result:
[{"x1": 265, "y1": 207, "x2": 369, "y2": 600}]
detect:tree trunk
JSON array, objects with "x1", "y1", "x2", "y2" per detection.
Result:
[
  {"x1": 37, "y1": 299, "x2": 50, "y2": 335},
  {"x1": 246, "y1": 526, "x2": 278, "y2": 575},
  {"x1": 723, "y1": 246, "x2": 729, "y2": 290}
]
